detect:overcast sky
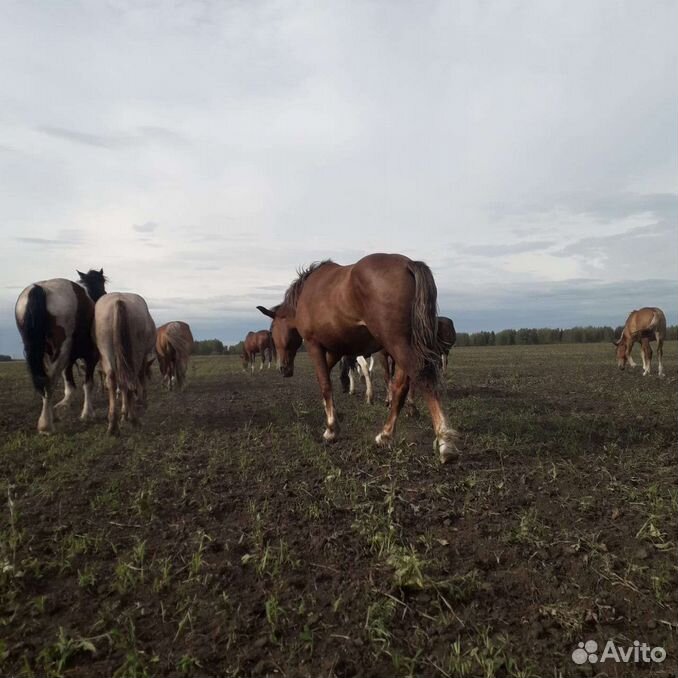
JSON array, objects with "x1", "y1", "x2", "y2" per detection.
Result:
[{"x1": 1, "y1": 1, "x2": 676, "y2": 356}]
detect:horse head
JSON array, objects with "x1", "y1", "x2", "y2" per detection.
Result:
[
  {"x1": 256, "y1": 305, "x2": 302, "y2": 377},
  {"x1": 78, "y1": 269, "x2": 107, "y2": 302}
]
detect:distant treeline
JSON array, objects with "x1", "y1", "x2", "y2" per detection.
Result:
[
  {"x1": 0, "y1": 354, "x2": 12, "y2": 362},
  {"x1": 456, "y1": 325, "x2": 678, "y2": 347},
  {"x1": 191, "y1": 325, "x2": 678, "y2": 355}
]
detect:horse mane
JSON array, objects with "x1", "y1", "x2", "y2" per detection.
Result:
[{"x1": 283, "y1": 260, "x2": 332, "y2": 310}]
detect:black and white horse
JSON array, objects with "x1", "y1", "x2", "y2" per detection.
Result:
[
  {"x1": 339, "y1": 355, "x2": 374, "y2": 404},
  {"x1": 15, "y1": 270, "x2": 107, "y2": 433}
]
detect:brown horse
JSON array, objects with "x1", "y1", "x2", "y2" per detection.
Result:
[
  {"x1": 15, "y1": 269, "x2": 107, "y2": 433},
  {"x1": 614, "y1": 307, "x2": 666, "y2": 377},
  {"x1": 257, "y1": 253, "x2": 459, "y2": 463},
  {"x1": 242, "y1": 330, "x2": 274, "y2": 373},
  {"x1": 95, "y1": 292, "x2": 156, "y2": 435},
  {"x1": 156, "y1": 321, "x2": 194, "y2": 390},
  {"x1": 437, "y1": 316, "x2": 457, "y2": 371}
]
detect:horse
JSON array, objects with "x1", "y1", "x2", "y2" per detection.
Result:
[
  {"x1": 94, "y1": 292, "x2": 156, "y2": 435},
  {"x1": 380, "y1": 315, "x2": 457, "y2": 405},
  {"x1": 242, "y1": 330, "x2": 274, "y2": 373},
  {"x1": 437, "y1": 316, "x2": 457, "y2": 371},
  {"x1": 156, "y1": 321, "x2": 194, "y2": 390},
  {"x1": 15, "y1": 269, "x2": 107, "y2": 433},
  {"x1": 614, "y1": 307, "x2": 666, "y2": 377},
  {"x1": 339, "y1": 355, "x2": 374, "y2": 403},
  {"x1": 257, "y1": 253, "x2": 460, "y2": 463}
]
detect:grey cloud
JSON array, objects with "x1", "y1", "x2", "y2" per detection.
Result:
[
  {"x1": 15, "y1": 229, "x2": 83, "y2": 247},
  {"x1": 553, "y1": 220, "x2": 676, "y2": 258},
  {"x1": 37, "y1": 125, "x2": 187, "y2": 149},
  {"x1": 133, "y1": 221, "x2": 159, "y2": 233},
  {"x1": 456, "y1": 240, "x2": 556, "y2": 257}
]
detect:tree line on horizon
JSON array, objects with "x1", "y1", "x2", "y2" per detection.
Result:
[{"x1": 190, "y1": 324, "x2": 678, "y2": 355}]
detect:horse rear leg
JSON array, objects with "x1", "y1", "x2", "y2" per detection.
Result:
[
  {"x1": 55, "y1": 363, "x2": 77, "y2": 412},
  {"x1": 106, "y1": 372, "x2": 120, "y2": 435},
  {"x1": 441, "y1": 352, "x2": 448, "y2": 372},
  {"x1": 375, "y1": 365, "x2": 409, "y2": 445},
  {"x1": 419, "y1": 386, "x2": 460, "y2": 463},
  {"x1": 641, "y1": 338, "x2": 652, "y2": 376},
  {"x1": 37, "y1": 382, "x2": 56, "y2": 434},
  {"x1": 657, "y1": 335, "x2": 665, "y2": 377}
]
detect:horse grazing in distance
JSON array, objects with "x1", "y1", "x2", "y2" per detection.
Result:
[
  {"x1": 242, "y1": 330, "x2": 274, "y2": 373},
  {"x1": 614, "y1": 307, "x2": 666, "y2": 377},
  {"x1": 95, "y1": 292, "x2": 156, "y2": 434},
  {"x1": 15, "y1": 269, "x2": 107, "y2": 433},
  {"x1": 437, "y1": 316, "x2": 457, "y2": 372},
  {"x1": 257, "y1": 253, "x2": 460, "y2": 463},
  {"x1": 339, "y1": 355, "x2": 374, "y2": 404},
  {"x1": 156, "y1": 321, "x2": 194, "y2": 390}
]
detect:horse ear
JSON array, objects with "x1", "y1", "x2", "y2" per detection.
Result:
[
  {"x1": 99, "y1": 268, "x2": 104, "y2": 275},
  {"x1": 77, "y1": 270, "x2": 86, "y2": 280},
  {"x1": 257, "y1": 305, "x2": 276, "y2": 319}
]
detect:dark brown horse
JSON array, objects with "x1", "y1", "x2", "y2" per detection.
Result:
[
  {"x1": 257, "y1": 253, "x2": 459, "y2": 462},
  {"x1": 242, "y1": 330, "x2": 274, "y2": 373},
  {"x1": 156, "y1": 321, "x2": 194, "y2": 390},
  {"x1": 437, "y1": 316, "x2": 457, "y2": 371}
]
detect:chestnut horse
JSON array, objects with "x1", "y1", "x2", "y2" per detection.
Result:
[
  {"x1": 15, "y1": 269, "x2": 107, "y2": 433},
  {"x1": 614, "y1": 307, "x2": 666, "y2": 377},
  {"x1": 257, "y1": 253, "x2": 459, "y2": 462},
  {"x1": 242, "y1": 330, "x2": 274, "y2": 373},
  {"x1": 156, "y1": 321, "x2": 194, "y2": 390},
  {"x1": 95, "y1": 292, "x2": 156, "y2": 435}
]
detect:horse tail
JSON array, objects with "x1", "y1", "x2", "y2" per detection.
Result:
[
  {"x1": 113, "y1": 299, "x2": 135, "y2": 392},
  {"x1": 653, "y1": 308, "x2": 667, "y2": 336},
  {"x1": 22, "y1": 285, "x2": 49, "y2": 394},
  {"x1": 169, "y1": 323, "x2": 193, "y2": 388},
  {"x1": 407, "y1": 260, "x2": 440, "y2": 388}
]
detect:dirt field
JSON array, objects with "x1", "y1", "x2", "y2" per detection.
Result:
[{"x1": 0, "y1": 343, "x2": 676, "y2": 677}]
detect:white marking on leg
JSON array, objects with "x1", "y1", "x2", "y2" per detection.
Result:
[
  {"x1": 55, "y1": 372, "x2": 76, "y2": 410},
  {"x1": 38, "y1": 391, "x2": 54, "y2": 434},
  {"x1": 357, "y1": 357, "x2": 373, "y2": 404},
  {"x1": 80, "y1": 379, "x2": 95, "y2": 420},
  {"x1": 348, "y1": 369, "x2": 356, "y2": 395}
]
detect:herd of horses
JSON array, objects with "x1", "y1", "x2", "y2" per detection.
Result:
[{"x1": 14, "y1": 253, "x2": 667, "y2": 462}]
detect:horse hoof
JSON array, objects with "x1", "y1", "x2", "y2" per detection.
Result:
[
  {"x1": 375, "y1": 432, "x2": 391, "y2": 447},
  {"x1": 323, "y1": 429, "x2": 336, "y2": 442},
  {"x1": 38, "y1": 428, "x2": 53, "y2": 436},
  {"x1": 436, "y1": 433, "x2": 461, "y2": 464}
]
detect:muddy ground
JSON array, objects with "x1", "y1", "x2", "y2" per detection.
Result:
[{"x1": 0, "y1": 343, "x2": 676, "y2": 677}]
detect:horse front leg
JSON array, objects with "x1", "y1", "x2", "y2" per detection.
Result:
[
  {"x1": 309, "y1": 343, "x2": 340, "y2": 442},
  {"x1": 80, "y1": 354, "x2": 97, "y2": 421},
  {"x1": 357, "y1": 356, "x2": 373, "y2": 404},
  {"x1": 626, "y1": 339, "x2": 637, "y2": 368}
]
